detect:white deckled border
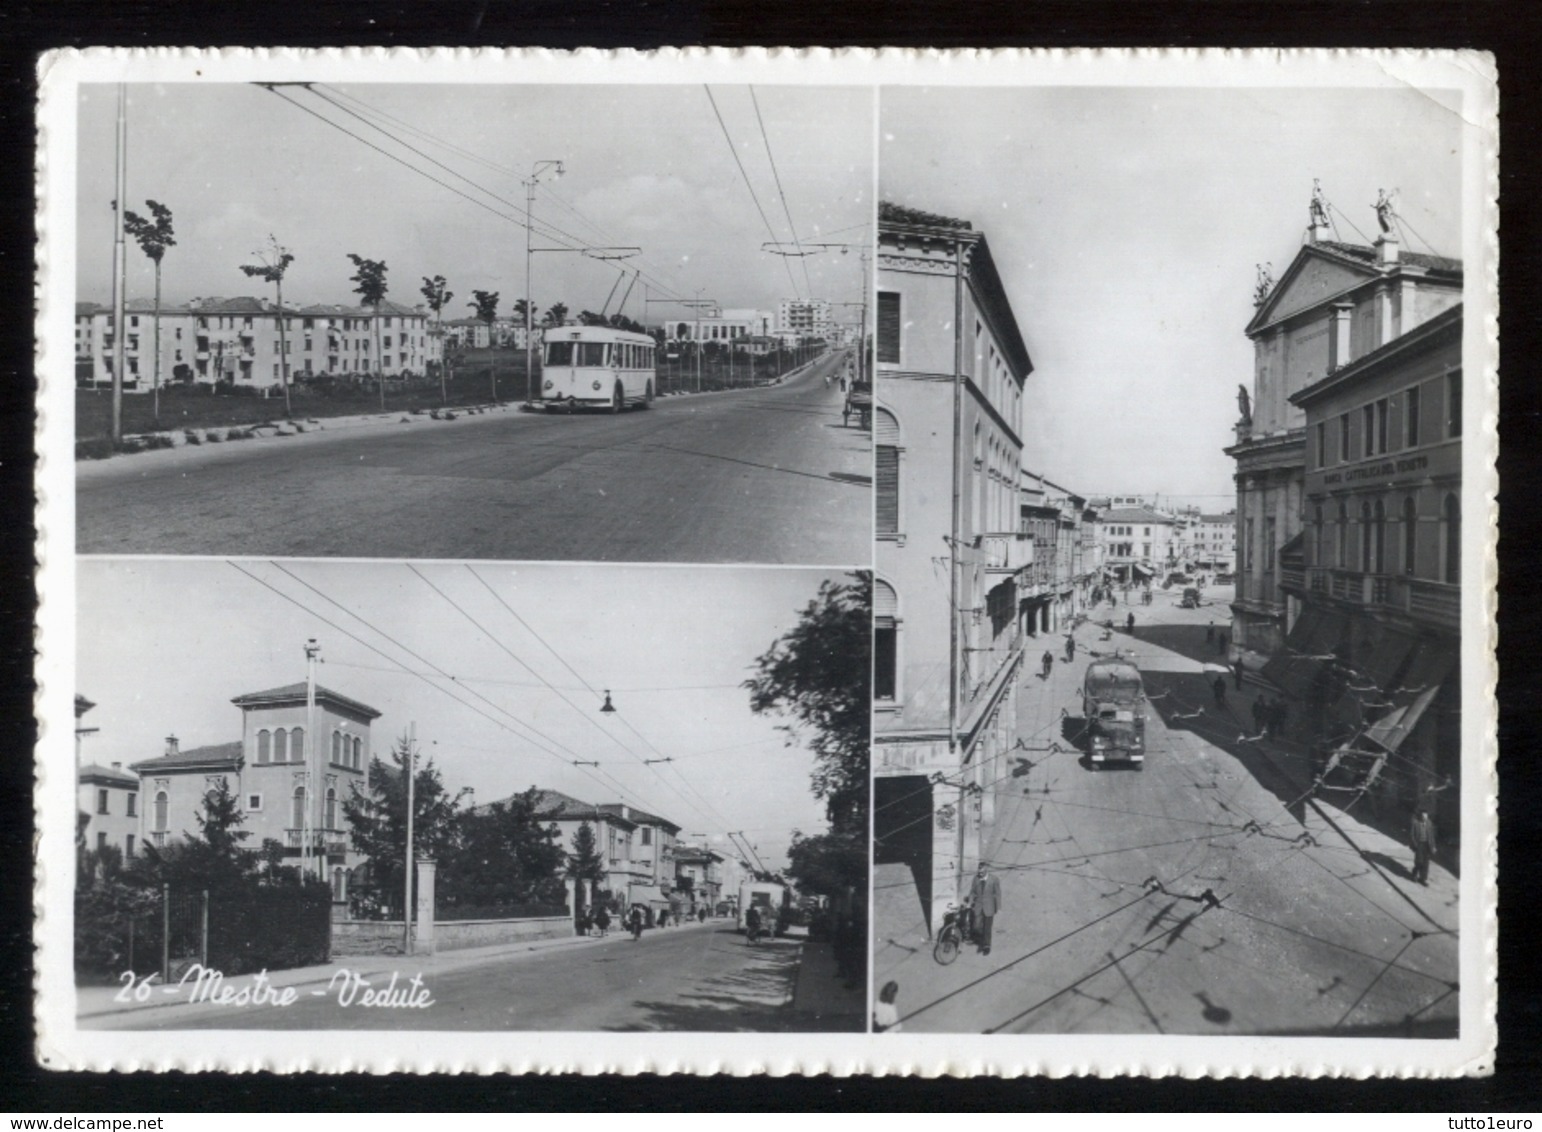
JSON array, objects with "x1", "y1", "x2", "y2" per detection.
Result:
[{"x1": 34, "y1": 45, "x2": 1498, "y2": 1078}]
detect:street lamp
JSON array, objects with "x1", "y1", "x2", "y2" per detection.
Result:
[{"x1": 524, "y1": 159, "x2": 564, "y2": 408}]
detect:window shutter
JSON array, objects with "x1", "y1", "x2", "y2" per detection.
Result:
[
  {"x1": 877, "y1": 446, "x2": 900, "y2": 534},
  {"x1": 874, "y1": 579, "x2": 898, "y2": 623},
  {"x1": 877, "y1": 291, "x2": 901, "y2": 364}
]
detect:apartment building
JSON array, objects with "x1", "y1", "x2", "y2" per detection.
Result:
[{"x1": 872, "y1": 200, "x2": 1034, "y2": 933}]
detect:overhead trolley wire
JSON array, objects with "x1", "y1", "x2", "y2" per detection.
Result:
[
  {"x1": 409, "y1": 565, "x2": 733, "y2": 836},
  {"x1": 702, "y1": 85, "x2": 803, "y2": 301},
  {"x1": 247, "y1": 561, "x2": 675, "y2": 820},
  {"x1": 749, "y1": 86, "x2": 814, "y2": 299}
]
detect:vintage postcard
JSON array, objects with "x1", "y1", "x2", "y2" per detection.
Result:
[{"x1": 35, "y1": 47, "x2": 1496, "y2": 1076}]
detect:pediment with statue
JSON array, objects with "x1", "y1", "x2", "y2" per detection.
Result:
[{"x1": 1246, "y1": 246, "x2": 1378, "y2": 334}]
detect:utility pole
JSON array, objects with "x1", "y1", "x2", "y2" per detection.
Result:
[
  {"x1": 694, "y1": 289, "x2": 704, "y2": 393},
  {"x1": 110, "y1": 83, "x2": 127, "y2": 445},
  {"x1": 524, "y1": 159, "x2": 564, "y2": 408},
  {"x1": 403, "y1": 722, "x2": 416, "y2": 955},
  {"x1": 304, "y1": 638, "x2": 320, "y2": 880}
]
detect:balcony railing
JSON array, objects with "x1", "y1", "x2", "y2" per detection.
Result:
[
  {"x1": 284, "y1": 828, "x2": 350, "y2": 854},
  {"x1": 979, "y1": 532, "x2": 1034, "y2": 575},
  {"x1": 1302, "y1": 569, "x2": 1459, "y2": 629},
  {"x1": 1280, "y1": 564, "x2": 1305, "y2": 595}
]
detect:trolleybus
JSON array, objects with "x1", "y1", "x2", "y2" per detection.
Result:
[{"x1": 538, "y1": 324, "x2": 657, "y2": 412}]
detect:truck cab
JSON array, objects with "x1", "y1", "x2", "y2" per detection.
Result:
[{"x1": 1083, "y1": 657, "x2": 1146, "y2": 769}]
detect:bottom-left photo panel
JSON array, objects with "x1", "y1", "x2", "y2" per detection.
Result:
[{"x1": 69, "y1": 558, "x2": 870, "y2": 1034}]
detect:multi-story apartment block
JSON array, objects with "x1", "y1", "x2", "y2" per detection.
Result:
[
  {"x1": 1096, "y1": 507, "x2": 1178, "y2": 583},
  {"x1": 597, "y1": 803, "x2": 680, "y2": 904},
  {"x1": 76, "y1": 296, "x2": 442, "y2": 393},
  {"x1": 130, "y1": 681, "x2": 379, "y2": 902},
  {"x1": 872, "y1": 201, "x2": 1034, "y2": 933},
  {"x1": 672, "y1": 844, "x2": 724, "y2": 914},
  {"x1": 528, "y1": 790, "x2": 658, "y2": 912},
  {"x1": 667, "y1": 308, "x2": 775, "y2": 345},
  {"x1": 776, "y1": 298, "x2": 834, "y2": 343},
  {"x1": 1019, "y1": 472, "x2": 1095, "y2": 633},
  {"x1": 1187, "y1": 513, "x2": 1238, "y2": 573}
]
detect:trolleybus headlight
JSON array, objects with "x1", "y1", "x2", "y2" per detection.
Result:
[
  {"x1": 592, "y1": 380, "x2": 602, "y2": 391},
  {"x1": 544, "y1": 380, "x2": 553, "y2": 391}
]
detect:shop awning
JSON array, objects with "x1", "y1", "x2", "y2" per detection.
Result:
[
  {"x1": 1331, "y1": 631, "x2": 1452, "y2": 737},
  {"x1": 628, "y1": 884, "x2": 667, "y2": 907},
  {"x1": 1260, "y1": 605, "x2": 1340, "y2": 700},
  {"x1": 1131, "y1": 563, "x2": 1154, "y2": 579},
  {"x1": 1363, "y1": 684, "x2": 1441, "y2": 753},
  {"x1": 1361, "y1": 639, "x2": 1455, "y2": 753}
]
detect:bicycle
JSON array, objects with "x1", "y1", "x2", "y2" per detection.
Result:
[{"x1": 932, "y1": 901, "x2": 975, "y2": 965}]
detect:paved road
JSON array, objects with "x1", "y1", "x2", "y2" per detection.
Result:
[
  {"x1": 875, "y1": 586, "x2": 1459, "y2": 1036},
  {"x1": 99, "y1": 921, "x2": 820, "y2": 1032},
  {"x1": 77, "y1": 352, "x2": 870, "y2": 564}
]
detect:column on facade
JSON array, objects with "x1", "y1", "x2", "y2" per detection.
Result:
[{"x1": 413, "y1": 858, "x2": 436, "y2": 956}]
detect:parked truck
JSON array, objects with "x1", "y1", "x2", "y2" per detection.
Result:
[{"x1": 1082, "y1": 657, "x2": 1147, "y2": 770}]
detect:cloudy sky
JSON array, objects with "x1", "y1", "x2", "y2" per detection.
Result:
[
  {"x1": 77, "y1": 560, "x2": 853, "y2": 872},
  {"x1": 880, "y1": 85, "x2": 1465, "y2": 504},
  {"x1": 77, "y1": 83, "x2": 872, "y2": 328}
]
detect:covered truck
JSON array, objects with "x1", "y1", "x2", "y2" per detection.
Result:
[{"x1": 1083, "y1": 657, "x2": 1147, "y2": 769}]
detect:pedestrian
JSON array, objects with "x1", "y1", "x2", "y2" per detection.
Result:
[
  {"x1": 1064, "y1": 635, "x2": 1076, "y2": 663},
  {"x1": 874, "y1": 981, "x2": 903, "y2": 1033},
  {"x1": 698, "y1": 906, "x2": 707, "y2": 923},
  {"x1": 657, "y1": 907, "x2": 668, "y2": 929},
  {"x1": 628, "y1": 905, "x2": 644, "y2": 939},
  {"x1": 968, "y1": 863, "x2": 1002, "y2": 956},
  {"x1": 1217, "y1": 631, "x2": 1229, "y2": 655},
  {"x1": 1206, "y1": 622, "x2": 1215, "y2": 643},
  {"x1": 1232, "y1": 656, "x2": 1244, "y2": 691},
  {"x1": 1041, "y1": 649, "x2": 1054, "y2": 679},
  {"x1": 1410, "y1": 807, "x2": 1437, "y2": 885},
  {"x1": 1212, "y1": 675, "x2": 1227, "y2": 707},
  {"x1": 594, "y1": 906, "x2": 610, "y2": 937},
  {"x1": 1126, "y1": 612, "x2": 1135, "y2": 633}
]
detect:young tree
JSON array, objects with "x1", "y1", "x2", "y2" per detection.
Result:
[
  {"x1": 342, "y1": 734, "x2": 468, "y2": 915},
  {"x1": 565, "y1": 821, "x2": 606, "y2": 900},
  {"x1": 347, "y1": 253, "x2": 390, "y2": 410},
  {"x1": 543, "y1": 301, "x2": 569, "y2": 329},
  {"x1": 239, "y1": 236, "x2": 296, "y2": 417},
  {"x1": 122, "y1": 200, "x2": 176, "y2": 428},
  {"x1": 420, "y1": 274, "x2": 454, "y2": 405},
  {"x1": 131, "y1": 780, "x2": 257, "y2": 893},
  {"x1": 744, "y1": 571, "x2": 872, "y2": 839},
  {"x1": 468, "y1": 290, "x2": 500, "y2": 402}
]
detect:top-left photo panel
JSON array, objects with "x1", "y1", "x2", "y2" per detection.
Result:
[{"x1": 66, "y1": 78, "x2": 875, "y2": 565}]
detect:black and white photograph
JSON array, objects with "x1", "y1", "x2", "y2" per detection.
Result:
[
  {"x1": 71, "y1": 80, "x2": 873, "y2": 565},
  {"x1": 870, "y1": 77, "x2": 1487, "y2": 1047},
  {"x1": 73, "y1": 559, "x2": 869, "y2": 1033}
]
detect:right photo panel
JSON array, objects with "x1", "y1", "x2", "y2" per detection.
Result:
[{"x1": 871, "y1": 84, "x2": 1466, "y2": 1038}]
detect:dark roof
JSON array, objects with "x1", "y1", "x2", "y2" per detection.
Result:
[
  {"x1": 1198, "y1": 514, "x2": 1235, "y2": 524},
  {"x1": 879, "y1": 200, "x2": 972, "y2": 232},
  {"x1": 79, "y1": 763, "x2": 138, "y2": 787},
  {"x1": 673, "y1": 845, "x2": 721, "y2": 863},
  {"x1": 1313, "y1": 240, "x2": 1463, "y2": 277},
  {"x1": 76, "y1": 302, "x2": 105, "y2": 318},
  {"x1": 1100, "y1": 507, "x2": 1174, "y2": 525},
  {"x1": 130, "y1": 740, "x2": 243, "y2": 774},
  {"x1": 525, "y1": 788, "x2": 628, "y2": 826},
  {"x1": 230, "y1": 683, "x2": 382, "y2": 720},
  {"x1": 596, "y1": 803, "x2": 680, "y2": 833},
  {"x1": 193, "y1": 295, "x2": 271, "y2": 314}
]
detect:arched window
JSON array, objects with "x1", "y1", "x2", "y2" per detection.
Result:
[
  {"x1": 1372, "y1": 499, "x2": 1386, "y2": 575},
  {"x1": 352, "y1": 736, "x2": 362, "y2": 770},
  {"x1": 876, "y1": 409, "x2": 901, "y2": 536},
  {"x1": 154, "y1": 790, "x2": 168, "y2": 832},
  {"x1": 1403, "y1": 496, "x2": 1418, "y2": 575},
  {"x1": 256, "y1": 729, "x2": 271, "y2": 764},
  {"x1": 331, "y1": 730, "x2": 341, "y2": 764},
  {"x1": 331, "y1": 866, "x2": 345, "y2": 902},
  {"x1": 1335, "y1": 502, "x2": 1348, "y2": 569},
  {"x1": 1443, "y1": 493, "x2": 1460, "y2": 583},
  {"x1": 874, "y1": 579, "x2": 899, "y2": 703},
  {"x1": 324, "y1": 787, "x2": 337, "y2": 830},
  {"x1": 290, "y1": 726, "x2": 304, "y2": 762},
  {"x1": 273, "y1": 727, "x2": 288, "y2": 763},
  {"x1": 291, "y1": 786, "x2": 306, "y2": 831}
]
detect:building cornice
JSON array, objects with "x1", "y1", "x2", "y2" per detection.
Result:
[{"x1": 1290, "y1": 304, "x2": 1463, "y2": 408}]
